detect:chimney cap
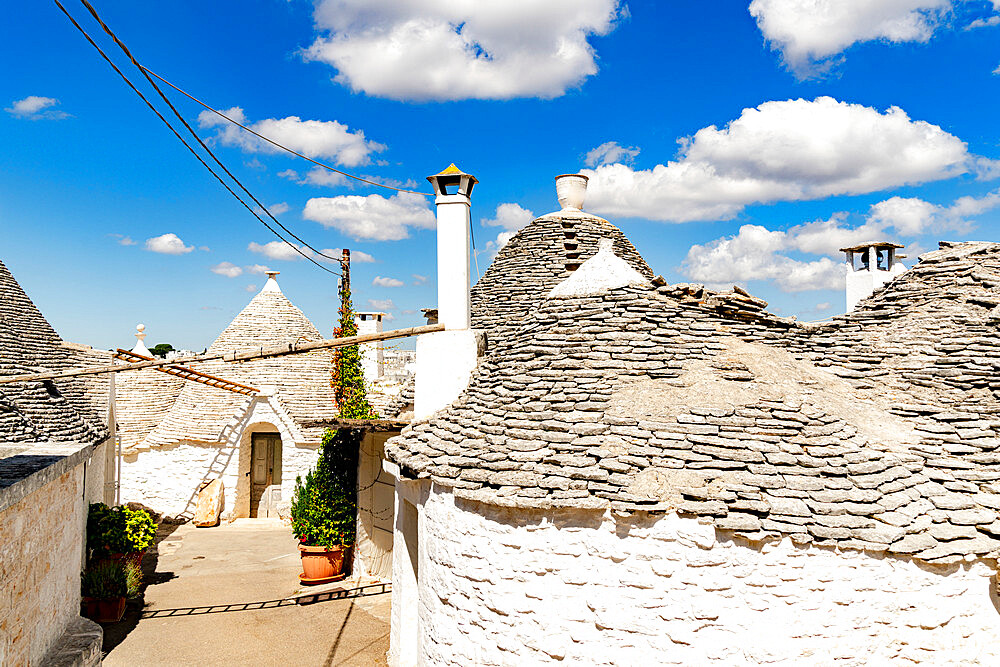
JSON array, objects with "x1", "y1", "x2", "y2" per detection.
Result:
[
  {"x1": 265, "y1": 270, "x2": 280, "y2": 279},
  {"x1": 839, "y1": 242, "x2": 903, "y2": 253},
  {"x1": 427, "y1": 163, "x2": 478, "y2": 197}
]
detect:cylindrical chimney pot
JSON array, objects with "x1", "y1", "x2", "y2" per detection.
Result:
[{"x1": 555, "y1": 174, "x2": 589, "y2": 211}]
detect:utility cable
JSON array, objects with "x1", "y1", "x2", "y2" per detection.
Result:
[
  {"x1": 139, "y1": 65, "x2": 434, "y2": 198},
  {"x1": 54, "y1": 0, "x2": 339, "y2": 276},
  {"x1": 75, "y1": 0, "x2": 344, "y2": 268}
]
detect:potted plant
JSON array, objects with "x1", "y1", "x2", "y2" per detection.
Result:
[
  {"x1": 81, "y1": 559, "x2": 141, "y2": 623},
  {"x1": 87, "y1": 503, "x2": 158, "y2": 566},
  {"x1": 291, "y1": 428, "x2": 361, "y2": 584},
  {"x1": 288, "y1": 286, "x2": 372, "y2": 585}
]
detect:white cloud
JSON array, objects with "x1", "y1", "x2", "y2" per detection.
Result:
[
  {"x1": 268, "y1": 202, "x2": 290, "y2": 216},
  {"x1": 6, "y1": 96, "x2": 69, "y2": 120},
  {"x1": 751, "y1": 1, "x2": 1000, "y2": 74},
  {"x1": 683, "y1": 223, "x2": 847, "y2": 292},
  {"x1": 585, "y1": 141, "x2": 640, "y2": 167},
  {"x1": 304, "y1": 0, "x2": 624, "y2": 101},
  {"x1": 340, "y1": 249, "x2": 376, "y2": 263},
  {"x1": 197, "y1": 106, "x2": 384, "y2": 167},
  {"x1": 372, "y1": 276, "x2": 404, "y2": 287},
  {"x1": 298, "y1": 167, "x2": 348, "y2": 188},
  {"x1": 584, "y1": 97, "x2": 975, "y2": 222},
  {"x1": 245, "y1": 284, "x2": 258, "y2": 292},
  {"x1": 246, "y1": 264, "x2": 272, "y2": 274},
  {"x1": 480, "y1": 202, "x2": 535, "y2": 253},
  {"x1": 145, "y1": 233, "x2": 194, "y2": 255},
  {"x1": 968, "y1": 15, "x2": 1000, "y2": 28},
  {"x1": 367, "y1": 298, "x2": 395, "y2": 311},
  {"x1": 211, "y1": 262, "x2": 244, "y2": 278},
  {"x1": 750, "y1": 0, "x2": 951, "y2": 73},
  {"x1": 994, "y1": 63, "x2": 1000, "y2": 75},
  {"x1": 107, "y1": 233, "x2": 136, "y2": 246},
  {"x1": 412, "y1": 273, "x2": 428, "y2": 284},
  {"x1": 248, "y1": 240, "x2": 305, "y2": 261},
  {"x1": 482, "y1": 203, "x2": 535, "y2": 232},
  {"x1": 681, "y1": 186, "x2": 1000, "y2": 293},
  {"x1": 303, "y1": 192, "x2": 435, "y2": 241},
  {"x1": 246, "y1": 241, "x2": 372, "y2": 265}
]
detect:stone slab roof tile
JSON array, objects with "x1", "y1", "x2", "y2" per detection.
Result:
[
  {"x1": 389, "y1": 240, "x2": 1000, "y2": 563},
  {"x1": 0, "y1": 260, "x2": 107, "y2": 445}
]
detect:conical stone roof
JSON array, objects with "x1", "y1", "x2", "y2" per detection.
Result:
[
  {"x1": 471, "y1": 210, "x2": 652, "y2": 348},
  {"x1": 0, "y1": 260, "x2": 107, "y2": 444},
  {"x1": 142, "y1": 280, "x2": 337, "y2": 449},
  {"x1": 387, "y1": 247, "x2": 1000, "y2": 564}
]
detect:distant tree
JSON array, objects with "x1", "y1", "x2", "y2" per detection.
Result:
[{"x1": 149, "y1": 343, "x2": 174, "y2": 358}]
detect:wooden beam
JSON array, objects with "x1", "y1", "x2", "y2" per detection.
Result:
[
  {"x1": 113, "y1": 349, "x2": 260, "y2": 396},
  {"x1": 0, "y1": 324, "x2": 445, "y2": 385}
]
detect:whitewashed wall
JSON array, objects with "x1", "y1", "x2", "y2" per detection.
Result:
[
  {"x1": 393, "y1": 483, "x2": 1000, "y2": 666},
  {"x1": 121, "y1": 397, "x2": 320, "y2": 519}
]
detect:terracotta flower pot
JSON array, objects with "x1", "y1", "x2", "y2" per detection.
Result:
[
  {"x1": 107, "y1": 549, "x2": 146, "y2": 567},
  {"x1": 299, "y1": 544, "x2": 350, "y2": 585},
  {"x1": 81, "y1": 596, "x2": 127, "y2": 623}
]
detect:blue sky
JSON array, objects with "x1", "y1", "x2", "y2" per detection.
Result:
[{"x1": 2, "y1": 0, "x2": 999, "y2": 350}]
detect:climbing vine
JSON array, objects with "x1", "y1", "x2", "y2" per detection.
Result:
[
  {"x1": 290, "y1": 283, "x2": 376, "y2": 549},
  {"x1": 331, "y1": 287, "x2": 379, "y2": 420}
]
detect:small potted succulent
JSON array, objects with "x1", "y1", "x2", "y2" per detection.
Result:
[
  {"x1": 81, "y1": 559, "x2": 141, "y2": 623},
  {"x1": 87, "y1": 503, "x2": 157, "y2": 566},
  {"x1": 290, "y1": 429, "x2": 358, "y2": 584}
]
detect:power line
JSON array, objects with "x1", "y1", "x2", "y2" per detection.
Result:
[
  {"x1": 54, "y1": 0, "x2": 340, "y2": 276},
  {"x1": 76, "y1": 0, "x2": 345, "y2": 268},
  {"x1": 139, "y1": 66, "x2": 434, "y2": 198}
]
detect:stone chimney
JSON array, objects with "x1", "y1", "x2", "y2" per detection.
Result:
[
  {"x1": 414, "y1": 164, "x2": 481, "y2": 419},
  {"x1": 841, "y1": 242, "x2": 906, "y2": 311}
]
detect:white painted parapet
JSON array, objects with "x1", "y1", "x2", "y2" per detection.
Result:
[{"x1": 414, "y1": 164, "x2": 481, "y2": 420}]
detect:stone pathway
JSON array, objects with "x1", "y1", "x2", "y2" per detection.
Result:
[{"x1": 102, "y1": 520, "x2": 389, "y2": 666}]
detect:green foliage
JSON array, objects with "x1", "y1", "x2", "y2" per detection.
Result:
[
  {"x1": 87, "y1": 503, "x2": 158, "y2": 556},
  {"x1": 149, "y1": 343, "x2": 174, "y2": 358},
  {"x1": 290, "y1": 428, "x2": 359, "y2": 548},
  {"x1": 332, "y1": 288, "x2": 379, "y2": 420},
  {"x1": 81, "y1": 560, "x2": 141, "y2": 600}
]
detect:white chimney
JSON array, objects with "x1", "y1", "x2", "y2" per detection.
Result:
[
  {"x1": 354, "y1": 311, "x2": 385, "y2": 384},
  {"x1": 555, "y1": 173, "x2": 588, "y2": 211},
  {"x1": 263, "y1": 270, "x2": 281, "y2": 293},
  {"x1": 426, "y1": 163, "x2": 477, "y2": 330},
  {"x1": 413, "y1": 164, "x2": 481, "y2": 420},
  {"x1": 842, "y1": 241, "x2": 906, "y2": 311}
]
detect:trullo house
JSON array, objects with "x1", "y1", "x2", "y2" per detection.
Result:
[
  {"x1": 382, "y1": 173, "x2": 1000, "y2": 665},
  {"x1": 118, "y1": 271, "x2": 338, "y2": 520}
]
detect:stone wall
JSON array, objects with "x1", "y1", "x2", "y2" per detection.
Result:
[
  {"x1": 401, "y1": 484, "x2": 1000, "y2": 666},
  {"x1": 0, "y1": 467, "x2": 87, "y2": 666},
  {"x1": 121, "y1": 437, "x2": 318, "y2": 520}
]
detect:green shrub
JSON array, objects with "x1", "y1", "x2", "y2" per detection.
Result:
[
  {"x1": 81, "y1": 560, "x2": 141, "y2": 600},
  {"x1": 87, "y1": 503, "x2": 158, "y2": 556},
  {"x1": 290, "y1": 428, "x2": 359, "y2": 549}
]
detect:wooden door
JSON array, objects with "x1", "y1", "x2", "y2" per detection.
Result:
[{"x1": 250, "y1": 433, "x2": 281, "y2": 517}]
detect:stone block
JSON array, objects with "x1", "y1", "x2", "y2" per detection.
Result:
[{"x1": 193, "y1": 478, "x2": 224, "y2": 527}]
